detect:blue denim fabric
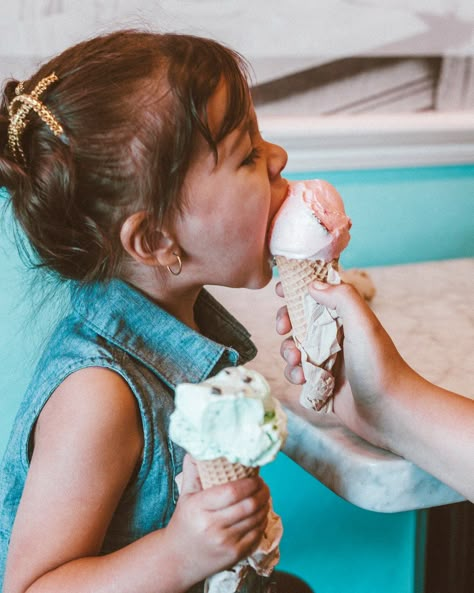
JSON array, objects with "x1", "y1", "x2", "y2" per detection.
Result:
[{"x1": 0, "y1": 279, "x2": 262, "y2": 591}]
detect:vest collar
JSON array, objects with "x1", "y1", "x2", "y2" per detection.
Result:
[{"x1": 71, "y1": 280, "x2": 257, "y2": 389}]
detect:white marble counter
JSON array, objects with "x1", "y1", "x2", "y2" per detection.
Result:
[{"x1": 209, "y1": 258, "x2": 474, "y2": 513}]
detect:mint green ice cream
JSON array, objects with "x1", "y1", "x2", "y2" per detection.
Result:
[{"x1": 170, "y1": 366, "x2": 287, "y2": 466}]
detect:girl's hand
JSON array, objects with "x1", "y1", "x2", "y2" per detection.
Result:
[{"x1": 165, "y1": 455, "x2": 270, "y2": 586}]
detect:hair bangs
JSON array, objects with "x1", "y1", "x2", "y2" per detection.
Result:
[{"x1": 212, "y1": 48, "x2": 252, "y2": 145}]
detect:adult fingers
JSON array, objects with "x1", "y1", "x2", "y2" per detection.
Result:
[
  {"x1": 276, "y1": 305, "x2": 292, "y2": 335},
  {"x1": 308, "y1": 280, "x2": 371, "y2": 318},
  {"x1": 280, "y1": 336, "x2": 301, "y2": 366},
  {"x1": 308, "y1": 280, "x2": 385, "y2": 340},
  {"x1": 284, "y1": 363, "x2": 305, "y2": 385},
  {"x1": 279, "y1": 337, "x2": 305, "y2": 384}
]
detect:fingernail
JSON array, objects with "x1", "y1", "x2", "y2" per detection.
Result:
[
  {"x1": 290, "y1": 366, "x2": 302, "y2": 382},
  {"x1": 311, "y1": 280, "x2": 329, "y2": 290}
]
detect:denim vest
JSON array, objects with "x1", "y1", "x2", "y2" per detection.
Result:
[{"x1": 0, "y1": 280, "x2": 270, "y2": 592}]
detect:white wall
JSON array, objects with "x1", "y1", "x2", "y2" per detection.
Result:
[
  {"x1": 1, "y1": 1, "x2": 473, "y2": 83},
  {"x1": 1, "y1": 1, "x2": 473, "y2": 168}
]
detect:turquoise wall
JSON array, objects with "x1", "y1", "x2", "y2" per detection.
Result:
[
  {"x1": 262, "y1": 455, "x2": 420, "y2": 593},
  {"x1": 1, "y1": 164, "x2": 473, "y2": 592},
  {"x1": 289, "y1": 164, "x2": 474, "y2": 269}
]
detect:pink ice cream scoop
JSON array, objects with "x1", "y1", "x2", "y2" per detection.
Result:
[
  {"x1": 269, "y1": 179, "x2": 352, "y2": 413},
  {"x1": 269, "y1": 179, "x2": 351, "y2": 261}
]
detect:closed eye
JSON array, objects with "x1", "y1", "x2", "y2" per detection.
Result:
[{"x1": 241, "y1": 146, "x2": 262, "y2": 167}]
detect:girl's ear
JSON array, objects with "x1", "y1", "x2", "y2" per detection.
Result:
[{"x1": 120, "y1": 211, "x2": 179, "y2": 267}]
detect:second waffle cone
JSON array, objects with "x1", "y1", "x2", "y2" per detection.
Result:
[{"x1": 196, "y1": 457, "x2": 259, "y2": 489}]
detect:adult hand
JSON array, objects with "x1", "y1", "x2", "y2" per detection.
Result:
[
  {"x1": 275, "y1": 279, "x2": 410, "y2": 450},
  {"x1": 276, "y1": 280, "x2": 474, "y2": 501}
]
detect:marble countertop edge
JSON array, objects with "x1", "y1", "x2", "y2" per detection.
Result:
[{"x1": 282, "y1": 408, "x2": 465, "y2": 513}]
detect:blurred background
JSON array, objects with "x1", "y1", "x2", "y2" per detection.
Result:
[
  {"x1": 1, "y1": 0, "x2": 474, "y2": 113},
  {"x1": 1, "y1": 2, "x2": 473, "y2": 593}
]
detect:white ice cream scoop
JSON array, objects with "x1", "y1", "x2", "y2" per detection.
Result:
[{"x1": 269, "y1": 179, "x2": 351, "y2": 261}]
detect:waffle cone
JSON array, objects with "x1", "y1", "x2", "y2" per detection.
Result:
[
  {"x1": 196, "y1": 457, "x2": 259, "y2": 489},
  {"x1": 274, "y1": 256, "x2": 338, "y2": 342}
]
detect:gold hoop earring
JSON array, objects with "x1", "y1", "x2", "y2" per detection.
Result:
[{"x1": 167, "y1": 252, "x2": 182, "y2": 276}]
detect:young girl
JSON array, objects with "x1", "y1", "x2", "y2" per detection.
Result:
[{"x1": 0, "y1": 30, "x2": 290, "y2": 592}]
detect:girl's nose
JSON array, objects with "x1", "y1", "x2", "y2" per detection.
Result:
[{"x1": 266, "y1": 141, "x2": 288, "y2": 179}]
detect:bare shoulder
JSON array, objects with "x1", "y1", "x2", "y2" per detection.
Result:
[
  {"x1": 33, "y1": 366, "x2": 144, "y2": 503},
  {"x1": 35, "y1": 367, "x2": 141, "y2": 440},
  {"x1": 35, "y1": 366, "x2": 144, "y2": 462}
]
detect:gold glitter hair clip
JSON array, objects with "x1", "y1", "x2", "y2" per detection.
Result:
[{"x1": 7, "y1": 72, "x2": 65, "y2": 166}]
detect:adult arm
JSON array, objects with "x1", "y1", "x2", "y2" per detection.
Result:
[{"x1": 277, "y1": 281, "x2": 474, "y2": 501}]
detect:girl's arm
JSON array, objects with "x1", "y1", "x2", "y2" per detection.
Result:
[
  {"x1": 277, "y1": 281, "x2": 474, "y2": 502},
  {"x1": 4, "y1": 368, "x2": 269, "y2": 593}
]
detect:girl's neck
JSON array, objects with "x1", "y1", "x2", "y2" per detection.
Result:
[
  {"x1": 123, "y1": 267, "x2": 202, "y2": 332},
  {"x1": 159, "y1": 288, "x2": 201, "y2": 332}
]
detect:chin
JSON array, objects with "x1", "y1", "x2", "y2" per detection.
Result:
[{"x1": 245, "y1": 262, "x2": 274, "y2": 290}]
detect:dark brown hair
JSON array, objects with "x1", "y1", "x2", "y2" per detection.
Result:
[{"x1": 0, "y1": 30, "x2": 251, "y2": 282}]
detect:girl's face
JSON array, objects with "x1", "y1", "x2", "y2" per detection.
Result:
[{"x1": 174, "y1": 82, "x2": 288, "y2": 290}]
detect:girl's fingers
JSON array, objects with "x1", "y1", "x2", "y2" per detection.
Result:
[
  {"x1": 234, "y1": 528, "x2": 267, "y2": 558},
  {"x1": 227, "y1": 503, "x2": 269, "y2": 539},
  {"x1": 199, "y1": 476, "x2": 263, "y2": 511},
  {"x1": 180, "y1": 454, "x2": 202, "y2": 495},
  {"x1": 216, "y1": 481, "x2": 270, "y2": 528}
]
